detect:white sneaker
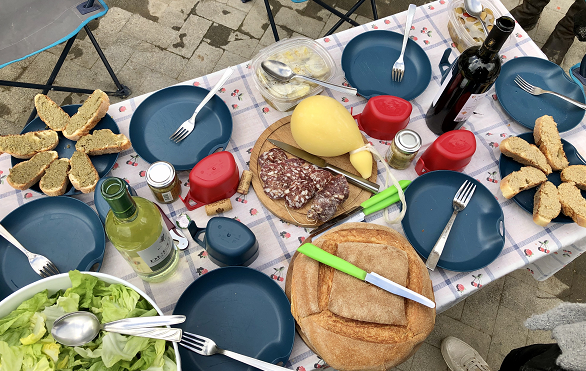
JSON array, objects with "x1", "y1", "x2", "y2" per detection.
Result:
[{"x1": 441, "y1": 337, "x2": 492, "y2": 371}]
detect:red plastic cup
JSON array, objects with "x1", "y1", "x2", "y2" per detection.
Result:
[
  {"x1": 415, "y1": 130, "x2": 476, "y2": 175},
  {"x1": 353, "y1": 95, "x2": 412, "y2": 140}
]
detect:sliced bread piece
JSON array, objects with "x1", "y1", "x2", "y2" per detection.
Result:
[
  {"x1": 34, "y1": 94, "x2": 70, "y2": 131},
  {"x1": 7, "y1": 151, "x2": 58, "y2": 190},
  {"x1": 75, "y1": 129, "x2": 131, "y2": 155},
  {"x1": 500, "y1": 136, "x2": 552, "y2": 175},
  {"x1": 63, "y1": 90, "x2": 110, "y2": 141},
  {"x1": 0, "y1": 130, "x2": 59, "y2": 159},
  {"x1": 69, "y1": 151, "x2": 99, "y2": 193},
  {"x1": 40, "y1": 158, "x2": 71, "y2": 196},
  {"x1": 533, "y1": 115, "x2": 569, "y2": 171},
  {"x1": 533, "y1": 181, "x2": 561, "y2": 226},
  {"x1": 500, "y1": 166, "x2": 547, "y2": 199},
  {"x1": 560, "y1": 165, "x2": 586, "y2": 190},
  {"x1": 558, "y1": 182, "x2": 586, "y2": 227}
]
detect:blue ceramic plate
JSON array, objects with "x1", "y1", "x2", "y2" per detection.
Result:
[
  {"x1": 129, "y1": 85, "x2": 233, "y2": 171},
  {"x1": 401, "y1": 171, "x2": 505, "y2": 272},
  {"x1": 341, "y1": 30, "x2": 431, "y2": 100},
  {"x1": 498, "y1": 132, "x2": 586, "y2": 223},
  {"x1": 173, "y1": 267, "x2": 295, "y2": 371},
  {"x1": 495, "y1": 56, "x2": 585, "y2": 132},
  {"x1": 13, "y1": 105, "x2": 120, "y2": 195},
  {"x1": 0, "y1": 197, "x2": 105, "y2": 300}
]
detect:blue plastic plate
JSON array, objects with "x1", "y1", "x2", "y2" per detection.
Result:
[
  {"x1": 0, "y1": 197, "x2": 105, "y2": 300},
  {"x1": 341, "y1": 30, "x2": 431, "y2": 100},
  {"x1": 129, "y1": 85, "x2": 233, "y2": 171},
  {"x1": 401, "y1": 171, "x2": 505, "y2": 272},
  {"x1": 13, "y1": 105, "x2": 120, "y2": 195},
  {"x1": 496, "y1": 56, "x2": 585, "y2": 132},
  {"x1": 498, "y1": 132, "x2": 586, "y2": 223},
  {"x1": 173, "y1": 267, "x2": 295, "y2": 371}
]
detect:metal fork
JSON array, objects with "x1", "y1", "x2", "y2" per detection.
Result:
[
  {"x1": 170, "y1": 66, "x2": 235, "y2": 143},
  {"x1": 426, "y1": 180, "x2": 477, "y2": 271},
  {"x1": 514, "y1": 75, "x2": 586, "y2": 110},
  {"x1": 179, "y1": 332, "x2": 289, "y2": 371},
  {"x1": 0, "y1": 223, "x2": 59, "y2": 278},
  {"x1": 392, "y1": 4, "x2": 417, "y2": 82}
]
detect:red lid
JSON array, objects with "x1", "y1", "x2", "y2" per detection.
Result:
[
  {"x1": 415, "y1": 130, "x2": 476, "y2": 175},
  {"x1": 354, "y1": 96, "x2": 412, "y2": 140}
]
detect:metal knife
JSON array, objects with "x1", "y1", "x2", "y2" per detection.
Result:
[
  {"x1": 268, "y1": 139, "x2": 380, "y2": 194},
  {"x1": 155, "y1": 204, "x2": 189, "y2": 250},
  {"x1": 297, "y1": 243, "x2": 436, "y2": 308}
]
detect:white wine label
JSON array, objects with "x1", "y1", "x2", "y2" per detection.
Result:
[
  {"x1": 161, "y1": 191, "x2": 173, "y2": 203},
  {"x1": 454, "y1": 93, "x2": 485, "y2": 122},
  {"x1": 137, "y1": 228, "x2": 174, "y2": 271},
  {"x1": 432, "y1": 67, "x2": 454, "y2": 107}
]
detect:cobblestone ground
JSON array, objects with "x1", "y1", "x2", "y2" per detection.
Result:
[{"x1": 1, "y1": 0, "x2": 585, "y2": 369}]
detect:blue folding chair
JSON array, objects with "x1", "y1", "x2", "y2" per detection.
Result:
[{"x1": 0, "y1": 0, "x2": 131, "y2": 123}]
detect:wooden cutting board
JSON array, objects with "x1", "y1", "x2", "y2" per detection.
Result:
[{"x1": 250, "y1": 116, "x2": 377, "y2": 227}]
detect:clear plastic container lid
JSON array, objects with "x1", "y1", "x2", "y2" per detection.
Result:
[
  {"x1": 251, "y1": 37, "x2": 337, "y2": 112},
  {"x1": 447, "y1": 0, "x2": 503, "y2": 53}
]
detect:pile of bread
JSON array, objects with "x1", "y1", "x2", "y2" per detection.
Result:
[
  {"x1": 0, "y1": 90, "x2": 131, "y2": 196},
  {"x1": 500, "y1": 115, "x2": 586, "y2": 227}
]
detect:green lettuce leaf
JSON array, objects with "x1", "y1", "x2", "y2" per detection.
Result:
[{"x1": 0, "y1": 341, "x2": 24, "y2": 371}]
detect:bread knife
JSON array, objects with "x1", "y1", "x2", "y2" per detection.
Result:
[
  {"x1": 155, "y1": 204, "x2": 189, "y2": 250},
  {"x1": 268, "y1": 139, "x2": 380, "y2": 194},
  {"x1": 297, "y1": 243, "x2": 436, "y2": 308}
]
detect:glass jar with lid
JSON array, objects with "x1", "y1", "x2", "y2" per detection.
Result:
[
  {"x1": 385, "y1": 129, "x2": 422, "y2": 170},
  {"x1": 146, "y1": 161, "x2": 181, "y2": 203}
]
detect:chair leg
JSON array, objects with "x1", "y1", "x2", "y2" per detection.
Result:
[
  {"x1": 370, "y1": 0, "x2": 378, "y2": 20},
  {"x1": 263, "y1": 0, "x2": 280, "y2": 42},
  {"x1": 322, "y1": 0, "x2": 366, "y2": 36}
]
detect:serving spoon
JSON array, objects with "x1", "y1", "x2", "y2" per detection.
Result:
[
  {"x1": 464, "y1": 0, "x2": 490, "y2": 36},
  {"x1": 51, "y1": 311, "x2": 186, "y2": 346},
  {"x1": 261, "y1": 60, "x2": 358, "y2": 96}
]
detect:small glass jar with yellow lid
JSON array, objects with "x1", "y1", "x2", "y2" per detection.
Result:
[{"x1": 146, "y1": 161, "x2": 181, "y2": 204}]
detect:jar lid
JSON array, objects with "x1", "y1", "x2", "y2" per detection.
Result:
[
  {"x1": 395, "y1": 129, "x2": 422, "y2": 154},
  {"x1": 147, "y1": 162, "x2": 175, "y2": 188}
]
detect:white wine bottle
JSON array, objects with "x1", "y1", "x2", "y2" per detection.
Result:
[{"x1": 102, "y1": 177, "x2": 180, "y2": 282}]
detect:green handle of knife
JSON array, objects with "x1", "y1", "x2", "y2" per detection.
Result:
[
  {"x1": 361, "y1": 180, "x2": 411, "y2": 216},
  {"x1": 297, "y1": 243, "x2": 367, "y2": 280}
]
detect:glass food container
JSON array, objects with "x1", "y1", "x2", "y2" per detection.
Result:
[
  {"x1": 251, "y1": 37, "x2": 337, "y2": 112},
  {"x1": 447, "y1": 0, "x2": 503, "y2": 53},
  {"x1": 146, "y1": 161, "x2": 181, "y2": 204},
  {"x1": 385, "y1": 129, "x2": 422, "y2": 170}
]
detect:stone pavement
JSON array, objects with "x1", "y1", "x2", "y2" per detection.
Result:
[{"x1": 1, "y1": 0, "x2": 585, "y2": 370}]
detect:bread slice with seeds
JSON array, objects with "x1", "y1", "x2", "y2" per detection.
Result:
[
  {"x1": 76, "y1": 129, "x2": 131, "y2": 155},
  {"x1": 0, "y1": 130, "x2": 59, "y2": 159},
  {"x1": 558, "y1": 182, "x2": 586, "y2": 227},
  {"x1": 63, "y1": 90, "x2": 110, "y2": 141},
  {"x1": 34, "y1": 94, "x2": 70, "y2": 131},
  {"x1": 560, "y1": 165, "x2": 586, "y2": 190},
  {"x1": 500, "y1": 136, "x2": 552, "y2": 175},
  {"x1": 40, "y1": 158, "x2": 71, "y2": 196},
  {"x1": 533, "y1": 181, "x2": 561, "y2": 226},
  {"x1": 7, "y1": 151, "x2": 58, "y2": 190},
  {"x1": 500, "y1": 166, "x2": 547, "y2": 199},
  {"x1": 69, "y1": 151, "x2": 99, "y2": 193},
  {"x1": 534, "y1": 115, "x2": 569, "y2": 171}
]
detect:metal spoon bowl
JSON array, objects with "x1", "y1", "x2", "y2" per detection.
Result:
[
  {"x1": 261, "y1": 60, "x2": 358, "y2": 96},
  {"x1": 464, "y1": 0, "x2": 490, "y2": 36}
]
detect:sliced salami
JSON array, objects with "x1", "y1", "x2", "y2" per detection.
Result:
[
  {"x1": 259, "y1": 162, "x2": 287, "y2": 184},
  {"x1": 285, "y1": 158, "x2": 316, "y2": 178},
  {"x1": 258, "y1": 148, "x2": 288, "y2": 169},
  {"x1": 310, "y1": 170, "x2": 333, "y2": 191},
  {"x1": 307, "y1": 175, "x2": 349, "y2": 222},
  {"x1": 284, "y1": 180, "x2": 316, "y2": 209},
  {"x1": 325, "y1": 174, "x2": 350, "y2": 203},
  {"x1": 263, "y1": 178, "x2": 288, "y2": 200}
]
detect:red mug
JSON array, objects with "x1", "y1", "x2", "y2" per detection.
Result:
[
  {"x1": 353, "y1": 95, "x2": 412, "y2": 140},
  {"x1": 415, "y1": 129, "x2": 476, "y2": 175}
]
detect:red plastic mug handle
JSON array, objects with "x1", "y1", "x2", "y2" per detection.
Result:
[
  {"x1": 180, "y1": 190, "x2": 200, "y2": 211},
  {"x1": 353, "y1": 113, "x2": 364, "y2": 131}
]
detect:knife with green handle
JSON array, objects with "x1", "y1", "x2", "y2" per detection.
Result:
[
  {"x1": 297, "y1": 243, "x2": 436, "y2": 308},
  {"x1": 309, "y1": 180, "x2": 411, "y2": 240}
]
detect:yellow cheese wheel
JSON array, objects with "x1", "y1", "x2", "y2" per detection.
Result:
[{"x1": 291, "y1": 95, "x2": 373, "y2": 178}]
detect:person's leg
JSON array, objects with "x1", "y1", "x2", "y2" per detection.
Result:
[
  {"x1": 441, "y1": 337, "x2": 491, "y2": 371},
  {"x1": 541, "y1": 0, "x2": 586, "y2": 65},
  {"x1": 498, "y1": 343, "x2": 561, "y2": 370},
  {"x1": 510, "y1": 0, "x2": 551, "y2": 30}
]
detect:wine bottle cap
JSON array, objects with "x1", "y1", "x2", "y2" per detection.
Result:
[{"x1": 101, "y1": 177, "x2": 137, "y2": 219}]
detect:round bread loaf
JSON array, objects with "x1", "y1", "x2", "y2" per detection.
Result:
[{"x1": 286, "y1": 223, "x2": 435, "y2": 371}]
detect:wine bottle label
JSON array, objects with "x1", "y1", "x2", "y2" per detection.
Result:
[
  {"x1": 454, "y1": 93, "x2": 485, "y2": 122},
  {"x1": 432, "y1": 67, "x2": 454, "y2": 107},
  {"x1": 136, "y1": 228, "x2": 175, "y2": 272},
  {"x1": 161, "y1": 191, "x2": 173, "y2": 203}
]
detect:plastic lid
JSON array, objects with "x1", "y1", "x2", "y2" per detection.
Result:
[
  {"x1": 147, "y1": 162, "x2": 175, "y2": 188},
  {"x1": 395, "y1": 129, "x2": 422, "y2": 154}
]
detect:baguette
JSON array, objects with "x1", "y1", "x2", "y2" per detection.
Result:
[
  {"x1": 63, "y1": 90, "x2": 110, "y2": 141},
  {"x1": 75, "y1": 129, "x2": 131, "y2": 155},
  {"x1": 500, "y1": 136, "x2": 552, "y2": 175},
  {"x1": 558, "y1": 182, "x2": 586, "y2": 227},
  {"x1": 7, "y1": 151, "x2": 58, "y2": 190},
  {"x1": 560, "y1": 165, "x2": 586, "y2": 190},
  {"x1": 34, "y1": 94, "x2": 70, "y2": 131},
  {"x1": 533, "y1": 181, "x2": 561, "y2": 226},
  {"x1": 68, "y1": 151, "x2": 99, "y2": 193},
  {"x1": 500, "y1": 166, "x2": 547, "y2": 199},
  {"x1": 0, "y1": 130, "x2": 59, "y2": 159},
  {"x1": 40, "y1": 158, "x2": 71, "y2": 196},
  {"x1": 534, "y1": 115, "x2": 569, "y2": 171}
]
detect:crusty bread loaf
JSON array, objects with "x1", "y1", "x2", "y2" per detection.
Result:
[
  {"x1": 558, "y1": 182, "x2": 586, "y2": 227},
  {"x1": 75, "y1": 129, "x2": 131, "y2": 155},
  {"x1": 500, "y1": 166, "x2": 547, "y2": 199},
  {"x1": 500, "y1": 136, "x2": 552, "y2": 175},
  {"x1": 534, "y1": 115, "x2": 569, "y2": 171},
  {"x1": 7, "y1": 151, "x2": 58, "y2": 190},
  {"x1": 286, "y1": 223, "x2": 435, "y2": 371},
  {"x1": 40, "y1": 158, "x2": 70, "y2": 196},
  {"x1": 34, "y1": 94, "x2": 70, "y2": 131},
  {"x1": 0, "y1": 130, "x2": 59, "y2": 159},
  {"x1": 533, "y1": 181, "x2": 561, "y2": 226},
  {"x1": 63, "y1": 90, "x2": 110, "y2": 141},
  {"x1": 560, "y1": 165, "x2": 586, "y2": 190},
  {"x1": 68, "y1": 151, "x2": 99, "y2": 193}
]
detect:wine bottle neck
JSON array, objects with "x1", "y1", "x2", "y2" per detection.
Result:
[
  {"x1": 101, "y1": 177, "x2": 138, "y2": 220},
  {"x1": 477, "y1": 16, "x2": 515, "y2": 61}
]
